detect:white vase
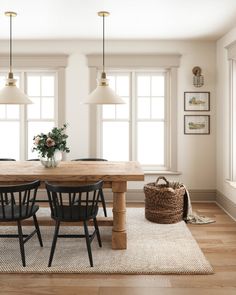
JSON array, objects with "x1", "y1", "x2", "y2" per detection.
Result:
[{"x1": 40, "y1": 150, "x2": 62, "y2": 168}]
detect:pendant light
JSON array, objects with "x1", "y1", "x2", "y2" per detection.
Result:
[
  {"x1": 0, "y1": 12, "x2": 32, "y2": 104},
  {"x1": 85, "y1": 11, "x2": 125, "y2": 104}
]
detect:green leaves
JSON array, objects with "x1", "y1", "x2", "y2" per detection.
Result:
[{"x1": 32, "y1": 124, "x2": 70, "y2": 158}]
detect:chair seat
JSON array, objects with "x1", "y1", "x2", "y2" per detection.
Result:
[
  {"x1": 51, "y1": 205, "x2": 98, "y2": 221},
  {"x1": 0, "y1": 204, "x2": 39, "y2": 221}
]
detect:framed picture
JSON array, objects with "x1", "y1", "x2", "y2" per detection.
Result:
[
  {"x1": 184, "y1": 92, "x2": 210, "y2": 111},
  {"x1": 184, "y1": 115, "x2": 210, "y2": 135}
]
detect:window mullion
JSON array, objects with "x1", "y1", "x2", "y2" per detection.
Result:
[
  {"x1": 164, "y1": 71, "x2": 169, "y2": 169},
  {"x1": 131, "y1": 71, "x2": 136, "y2": 161},
  {"x1": 20, "y1": 72, "x2": 27, "y2": 160}
]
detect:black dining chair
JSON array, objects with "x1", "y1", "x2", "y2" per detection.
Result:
[
  {"x1": 26, "y1": 159, "x2": 48, "y2": 203},
  {"x1": 72, "y1": 158, "x2": 108, "y2": 217},
  {"x1": 0, "y1": 180, "x2": 43, "y2": 267},
  {"x1": 45, "y1": 180, "x2": 104, "y2": 267}
]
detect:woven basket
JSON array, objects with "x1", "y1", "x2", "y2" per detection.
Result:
[{"x1": 144, "y1": 176, "x2": 186, "y2": 224}]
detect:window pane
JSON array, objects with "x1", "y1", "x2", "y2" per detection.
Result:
[
  {"x1": 138, "y1": 97, "x2": 150, "y2": 119},
  {"x1": 42, "y1": 97, "x2": 54, "y2": 119},
  {"x1": 6, "y1": 105, "x2": 20, "y2": 119},
  {"x1": 27, "y1": 97, "x2": 40, "y2": 119},
  {"x1": 28, "y1": 121, "x2": 54, "y2": 159},
  {"x1": 137, "y1": 122, "x2": 164, "y2": 165},
  {"x1": 27, "y1": 75, "x2": 40, "y2": 96},
  {"x1": 152, "y1": 75, "x2": 165, "y2": 96},
  {"x1": 116, "y1": 97, "x2": 129, "y2": 119},
  {"x1": 116, "y1": 76, "x2": 129, "y2": 96},
  {"x1": 0, "y1": 122, "x2": 20, "y2": 160},
  {"x1": 14, "y1": 75, "x2": 20, "y2": 87},
  {"x1": 102, "y1": 105, "x2": 116, "y2": 119},
  {"x1": 102, "y1": 122, "x2": 129, "y2": 161},
  {"x1": 107, "y1": 76, "x2": 115, "y2": 90},
  {"x1": 0, "y1": 105, "x2": 5, "y2": 118},
  {"x1": 151, "y1": 97, "x2": 165, "y2": 119},
  {"x1": 0, "y1": 75, "x2": 6, "y2": 88},
  {"x1": 137, "y1": 76, "x2": 150, "y2": 96},
  {"x1": 42, "y1": 76, "x2": 54, "y2": 96}
]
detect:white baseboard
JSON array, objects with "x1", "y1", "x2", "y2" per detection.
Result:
[
  {"x1": 216, "y1": 190, "x2": 236, "y2": 221},
  {"x1": 88, "y1": 188, "x2": 216, "y2": 203},
  {"x1": 37, "y1": 188, "x2": 236, "y2": 221},
  {"x1": 37, "y1": 188, "x2": 216, "y2": 203}
]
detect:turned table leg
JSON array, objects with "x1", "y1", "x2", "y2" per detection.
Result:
[{"x1": 111, "y1": 181, "x2": 127, "y2": 250}]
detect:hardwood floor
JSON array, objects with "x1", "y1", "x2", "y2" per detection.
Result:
[{"x1": 0, "y1": 202, "x2": 236, "y2": 295}]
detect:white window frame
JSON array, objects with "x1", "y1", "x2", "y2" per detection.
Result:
[
  {"x1": 87, "y1": 54, "x2": 180, "y2": 172},
  {"x1": 226, "y1": 42, "x2": 236, "y2": 181},
  {"x1": 0, "y1": 54, "x2": 67, "y2": 160},
  {"x1": 228, "y1": 59, "x2": 236, "y2": 181}
]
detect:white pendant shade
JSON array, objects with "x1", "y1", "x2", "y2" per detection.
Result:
[
  {"x1": 85, "y1": 76, "x2": 125, "y2": 104},
  {"x1": 0, "y1": 11, "x2": 32, "y2": 105},
  {"x1": 0, "y1": 78, "x2": 32, "y2": 104},
  {"x1": 85, "y1": 11, "x2": 125, "y2": 105}
]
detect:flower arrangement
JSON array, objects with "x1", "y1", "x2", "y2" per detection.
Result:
[{"x1": 32, "y1": 124, "x2": 70, "y2": 158}]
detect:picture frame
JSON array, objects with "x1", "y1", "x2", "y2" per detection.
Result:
[
  {"x1": 184, "y1": 115, "x2": 210, "y2": 135},
  {"x1": 184, "y1": 92, "x2": 210, "y2": 111}
]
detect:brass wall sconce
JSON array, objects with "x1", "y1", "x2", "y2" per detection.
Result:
[{"x1": 192, "y1": 66, "x2": 204, "y2": 88}]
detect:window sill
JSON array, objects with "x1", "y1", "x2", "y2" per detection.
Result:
[
  {"x1": 144, "y1": 170, "x2": 182, "y2": 176},
  {"x1": 226, "y1": 179, "x2": 236, "y2": 189}
]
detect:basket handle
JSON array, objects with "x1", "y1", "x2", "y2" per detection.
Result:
[{"x1": 155, "y1": 176, "x2": 169, "y2": 187}]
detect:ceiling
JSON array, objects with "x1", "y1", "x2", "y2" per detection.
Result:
[{"x1": 1, "y1": 0, "x2": 236, "y2": 41}]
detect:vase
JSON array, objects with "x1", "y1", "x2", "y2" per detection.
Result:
[{"x1": 40, "y1": 150, "x2": 62, "y2": 168}]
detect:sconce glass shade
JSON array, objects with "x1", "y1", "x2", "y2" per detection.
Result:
[
  {"x1": 192, "y1": 66, "x2": 204, "y2": 88},
  {"x1": 0, "y1": 74, "x2": 32, "y2": 104},
  {"x1": 193, "y1": 75, "x2": 204, "y2": 88},
  {"x1": 85, "y1": 72, "x2": 125, "y2": 104}
]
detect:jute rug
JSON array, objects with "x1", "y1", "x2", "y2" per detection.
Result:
[{"x1": 0, "y1": 208, "x2": 213, "y2": 274}]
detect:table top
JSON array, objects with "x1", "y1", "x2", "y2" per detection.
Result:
[{"x1": 0, "y1": 161, "x2": 144, "y2": 182}]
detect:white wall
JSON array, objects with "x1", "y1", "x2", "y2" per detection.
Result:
[
  {"x1": 0, "y1": 39, "x2": 216, "y2": 190},
  {"x1": 216, "y1": 27, "x2": 236, "y2": 203}
]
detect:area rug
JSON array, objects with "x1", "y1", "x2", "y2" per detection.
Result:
[{"x1": 0, "y1": 208, "x2": 213, "y2": 274}]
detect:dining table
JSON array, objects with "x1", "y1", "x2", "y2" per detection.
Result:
[{"x1": 0, "y1": 160, "x2": 144, "y2": 250}]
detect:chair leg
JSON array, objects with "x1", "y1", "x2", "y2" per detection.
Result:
[
  {"x1": 83, "y1": 221, "x2": 93, "y2": 267},
  {"x1": 33, "y1": 214, "x2": 43, "y2": 247},
  {"x1": 17, "y1": 221, "x2": 26, "y2": 267},
  {"x1": 48, "y1": 220, "x2": 60, "y2": 267},
  {"x1": 99, "y1": 189, "x2": 107, "y2": 217},
  {"x1": 93, "y1": 217, "x2": 102, "y2": 247}
]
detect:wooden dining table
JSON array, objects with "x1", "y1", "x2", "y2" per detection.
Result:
[{"x1": 0, "y1": 160, "x2": 144, "y2": 250}]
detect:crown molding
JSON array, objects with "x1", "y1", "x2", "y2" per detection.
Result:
[
  {"x1": 0, "y1": 54, "x2": 68, "y2": 68},
  {"x1": 87, "y1": 54, "x2": 181, "y2": 68}
]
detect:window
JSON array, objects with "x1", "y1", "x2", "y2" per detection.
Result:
[
  {"x1": 0, "y1": 74, "x2": 21, "y2": 160},
  {"x1": 0, "y1": 71, "x2": 57, "y2": 160},
  {"x1": 226, "y1": 42, "x2": 236, "y2": 181},
  {"x1": 0, "y1": 54, "x2": 67, "y2": 160},
  {"x1": 99, "y1": 71, "x2": 168, "y2": 170},
  {"x1": 88, "y1": 54, "x2": 180, "y2": 171},
  {"x1": 228, "y1": 59, "x2": 236, "y2": 181},
  {"x1": 26, "y1": 73, "x2": 56, "y2": 159}
]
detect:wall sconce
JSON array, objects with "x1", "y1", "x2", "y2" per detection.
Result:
[{"x1": 192, "y1": 66, "x2": 204, "y2": 88}]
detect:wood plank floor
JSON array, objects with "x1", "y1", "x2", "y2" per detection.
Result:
[{"x1": 0, "y1": 202, "x2": 236, "y2": 295}]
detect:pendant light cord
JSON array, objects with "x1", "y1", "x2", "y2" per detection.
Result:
[
  {"x1": 9, "y1": 13, "x2": 12, "y2": 73},
  {"x1": 102, "y1": 14, "x2": 105, "y2": 73}
]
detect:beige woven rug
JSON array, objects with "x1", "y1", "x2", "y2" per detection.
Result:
[{"x1": 0, "y1": 208, "x2": 213, "y2": 274}]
